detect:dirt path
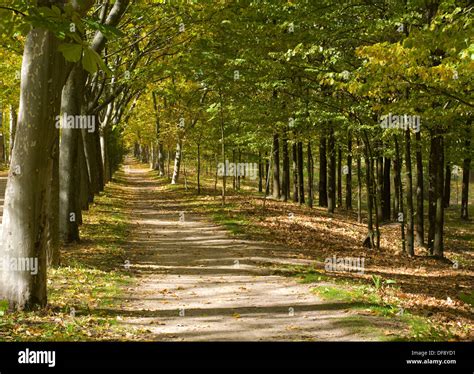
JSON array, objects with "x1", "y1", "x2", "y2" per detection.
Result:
[{"x1": 116, "y1": 158, "x2": 393, "y2": 341}]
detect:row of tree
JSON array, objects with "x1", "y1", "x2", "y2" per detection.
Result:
[{"x1": 0, "y1": 0, "x2": 472, "y2": 311}]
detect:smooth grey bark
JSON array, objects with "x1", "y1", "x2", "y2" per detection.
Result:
[
  {"x1": 47, "y1": 136, "x2": 60, "y2": 267},
  {"x1": 82, "y1": 125, "x2": 100, "y2": 197},
  {"x1": 297, "y1": 141, "x2": 305, "y2": 204},
  {"x1": 433, "y1": 134, "x2": 445, "y2": 257},
  {"x1": 0, "y1": 21, "x2": 64, "y2": 310},
  {"x1": 405, "y1": 129, "x2": 414, "y2": 256},
  {"x1": 327, "y1": 128, "x2": 336, "y2": 213},
  {"x1": 307, "y1": 141, "x2": 313, "y2": 208},
  {"x1": 376, "y1": 156, "x2": 384, "y2": 223},
  {"x1": 346, "y1": 134, "x2": 352, "y2": 210},
  {"x1": 152, "y1": 92, "x2": 165, "y2": 176},
  {"x1": 272, "y1": 133, "x2": 281, "y2": 199},
  {"x1": 292, "y1": 143, "x2": 298, "y2": 202},
  {"x1": 415, "y1": 131, "x2": 424, "y2": 245},
  {"x1": 100, "y1": 127, "x2": 111, "y2": 184},
  {"x1": 356, "y1": 138, "x2": 362, "y2": 223},
  {"x1": 362, "y1": 131, "x2": 375, "y2": 248},
  {"x1": 383, "y1": 157, "x2": 391, "y2": 221},
  {"x1": 282, "y1": 129, "x2": 290, "y2": 201},
  {"x1": 197, "y1": 142, "x2": 201, "y2": 194},
  {"x1": 395, "y1": 135, "x2": 406, "y2": 253},
  {"x1": 337, "y1": 145, "x2": 342, "y2": 207},
  {"x1": 171, "y1": 139, "x2": 182, "y2": 185},
  {"x1": 94, "y1": 128, "x2": 104, "y2": 191},
  {"x1": 444, "y1": 162, "x2": 451, "y2": 208},
  {"x1": 0, "y1": 107, "x2": 4, "y2": 163},
  {"x1": 59, "y1": 64, "x2": 83, "y2": 243},
  {"x1": 9, "y1": 105, "x2": 17, "y2": 160},
  {"x1": 78, "y1": 133, "x2": 91, "y2": 211},
  {"x1": 319, "y1": 131, "x2": 327, "y2": 207},
  {"x1": 461, "y1": 120, "x2": 471, "y2": 220}
]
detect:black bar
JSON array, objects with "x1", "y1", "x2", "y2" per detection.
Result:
[{"x1": 0, "y1": 342, "x2": 472, "y2": 372}]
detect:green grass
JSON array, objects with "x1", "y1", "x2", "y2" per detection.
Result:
[
  {"x1": 311, "y1": 283, "x2": 454, "y2": 341},
  {"x1": 458, "y1": 291, "x2": 474, "y2": 307}
]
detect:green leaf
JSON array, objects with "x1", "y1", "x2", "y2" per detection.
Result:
[
  {"x1": 58, "y1": 43, "x2": 83, "y2": 62},
  {"x1": 82, "y1": 47, "x2": 99, "y2": 74}
]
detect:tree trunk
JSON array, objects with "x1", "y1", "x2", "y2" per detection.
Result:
[
  {"x1": 376, "y1": 155, "x2": 384, "y2": 223},
  {"x1": 94, "y1": 129, "x2": 104, "y2": 191},
  {"x1": 461, "y1": 125, "x2": 471, "y2": 220},
  {"x1": 82, "y1": 126, "x2": 99, "y2": 198},
  {"x1": 232, "y1": 149, "x2": 236, "y2": 190},
  {"x1": 265, "y1": 152, "x2": 270, "y2": 196},
  {"x1": 383, "y1": 157, "x2": 391, "y2": 220},
  {"x1": 444, "y1": 162, "x2": 451, "y2": 208},
  {"x1": 297, "y1": 141, "x2": 305, "y2": 204},
  {"x1": 258, "y1": 151, "x2": 263, "y2": 193},
  {"x1": 337, "y1": 145, "x2": 342, "y2": 207},
  {"x1": 197, "y1": 142, "x2": 201, "y2": 194},
  {"x1": 78, "y1": 133, "x2": 90, "y2": 211},
  {"x1": 167, "y1": 146, "x2": 171, "y2": 179},
  {"x1": 394, "y1": 135, "x2": 405, "y2": 252},
  {"x1": 171, "y1": 140, "x2": 182, "y2": 184},
  {"x1": 433, "y1": 134, "x2": 445, "y2": 257},
  {"x1": 356, "y1": 138, "x2": 362, "y2": 223},
  {"x1": 0, "y1": 19, "x2": 64, "y2": 310},
  {"x1": 428, "y1": 133, "x2": 436, "y2": 253},
  {"x1": 415, "y1": 131, "x2": 424, "y2": 245},
  {"x1": 319, "y1": 131, "x2": 328, "y2": 207},
  {"x1": 307, "y1": 141, "x2": 313, "y2": 207},
  {"x1": 282, "y1": 130, "x2": 290, "y2": 201},
  {"x1": 47, "y1": 135, "x2": 60, "y2": 267},
  {"x1": 152, "y1": 92, "x2": 165, "y2": 176},
  {"x1": 327, "y1": 128, "x2": 336, "y2": 213},
  {"x1": 362, "y1": 133, "x2": 374, "y2": 248},
  {"x1": 219, "y1": 97, "x2": 226, "y2": 206},
  {"x1": 292, "y1": 143, "x2": 298, "y2": 202},
  {"x1": 405, "y1": 129, "x2": 414, "y2": 256},
  {"x1": 9, "y1": 105, "x2": 17, "y2": 159},
  {"x1": 346, "y1": 134, "x2": 352, "y2": 210},
  {"x1": 272, "y1": 133, "x2": 281, "y2": 199},
  {"x1": 59, "y1": 64, "x2": 83, "y2": 243}
]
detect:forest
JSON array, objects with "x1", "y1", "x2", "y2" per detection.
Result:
[{"x1": 0, "y1": 0, "x2": 472, "y2": 349}]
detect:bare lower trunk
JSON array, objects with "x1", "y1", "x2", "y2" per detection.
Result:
[
  {"x1": 59, "y1": 64, "x2": 83, "y2": 243},
  {"x1": 292, "y1": 143, "x2": 298, "y2": 202},
  {"x1": 272, "y1": 134, "x2": 281, "y2": 199},
  {"x1": 282, "y1": 130, "x2": 289, "y2": 201},
  {"x1": 433, "y1": 134, "x2": 445, "y2": 257},
  {"x1": 346, "y1": 134, "x2": 352, "y2": 210},
  {"x1": 327, "y1": 129, "x2": 336, "y2": 213},
  {"x1": 356, "y1": 139, "x2": 362, "y2": 223},
  {"x1": 307, "y1": 141, "x2": 313, "y2": 208},
  {"x1": 415, "y1": 131, "x2": 424, "y2": 245},
  {"x1": 0, "y1": 23, "x2": 64, "y2": 310},
  {"x1": 461, "y1": 120, "x2": 471, "y2": 219},
  {"x1": 405, "y1": 129, "x2": 414, "y2": 256},
  {"x1": 9, "y1": 105, "x2": 17, "y2": 160},
  {"x1": 171, "y1": 140, "x2": 182, "y2": 185},
  {"x1": 319, "y1": 131, "x2": 328, "y2": 207}
]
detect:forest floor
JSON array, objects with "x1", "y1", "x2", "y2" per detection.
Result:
[{"x1": 0, "y1": 157, "x2": 472, "y2": 341}]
